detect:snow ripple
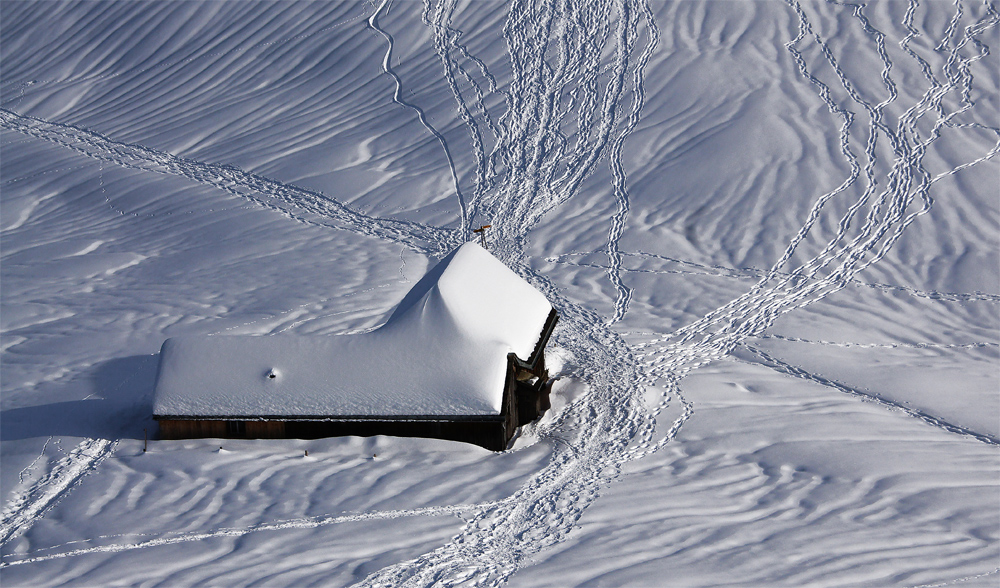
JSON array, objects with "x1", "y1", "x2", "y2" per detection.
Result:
[
  {"x1": 1, "y1": 0, "x2": 997, "y2": 584},
  {"x1": 0, "y1": 108, "x2": 460, "y2": 256},
  {"x1": 352, "y1": 1, "x2": 997, "y2": 582}
]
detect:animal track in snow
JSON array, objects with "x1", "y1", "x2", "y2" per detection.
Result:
[
  {"x1": 738, "y1": 343, "x2": 999, "y2": 447},
  {"x1": 0, "y1": 108, "x2": 461, "y2": 257}
]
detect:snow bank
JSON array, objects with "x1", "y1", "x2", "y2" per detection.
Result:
[
  {"x1": 152, "y1": 242, "x2": 553, "y2": 417},
  {"x1": 4, "y1": 1, "x2": 998, "y2": 585}
]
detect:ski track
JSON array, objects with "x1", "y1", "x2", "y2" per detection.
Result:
[
  {"x1": 908, "y1": 567, "x2": 1000, "y2": 588},
  {"x1": 0, "y1": 501, "x2": 506, "y2": 569},
  {"x1": 368, "y1": 0, "x2": 468, "y2": 233},
  {"x1": 2, "y1": 0, "x2": 998, "y2": 584},
  {"x1": 756, "y1": 333, "x2": 999, "y2": 351}
]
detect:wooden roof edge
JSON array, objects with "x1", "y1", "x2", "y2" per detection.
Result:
[{"x1": 522, "y1": 306, "x2": 559, "y2": 369}]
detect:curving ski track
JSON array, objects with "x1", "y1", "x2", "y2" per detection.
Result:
[{"x1": 368, "y1": 0, "x2": 469, "y2": 233}]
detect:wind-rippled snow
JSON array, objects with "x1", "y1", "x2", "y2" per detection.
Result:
[{"x1": 1, "y1": 1, "x2": 997, "y2": 586}]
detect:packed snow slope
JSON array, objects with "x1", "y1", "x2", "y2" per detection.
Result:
[{"x1": 1, "y1": 1, "x2": 998, "y2": 586}]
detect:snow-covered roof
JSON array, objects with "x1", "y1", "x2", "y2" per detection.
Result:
[{"x1": 152, "y1": 242, "x2": 554, "y2": 418}]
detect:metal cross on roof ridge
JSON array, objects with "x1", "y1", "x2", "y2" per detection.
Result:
[{"x1": 472, "y1": 224, "x2": 492, "y2": 249}]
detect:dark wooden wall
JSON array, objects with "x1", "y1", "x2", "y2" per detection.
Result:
[
  {"x1": 157, "y1": 418, "x2": 509, "y2": 451},
  {"x1": 159, "y1": 419, "x2": 287, "y2": 440}
]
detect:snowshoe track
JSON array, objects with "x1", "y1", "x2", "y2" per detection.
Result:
[
  {"x1": 738, "y1": 344, "x2": 1000, "y2": 447},
  {"x1": 0, "y1": 439, "x2": 118, "y2": 547},
  {"x1": 0, "y1": 108, "x2": 460, "y2": 257}
]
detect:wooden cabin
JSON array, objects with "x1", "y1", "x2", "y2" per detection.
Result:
[{"x1": 152, "y1": 243, "x2": 558, "y2": 451}]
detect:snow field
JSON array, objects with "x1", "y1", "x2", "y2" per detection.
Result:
[{"x1": 2, "y1": 0, "x2": 998, "y2": 586}]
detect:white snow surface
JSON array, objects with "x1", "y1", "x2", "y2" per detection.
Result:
[
  {"x1": 153, "y1": 242, "x2": 551, "y2": 417},
  {"x1": 1, "y1": 1, "x2": 998, "y2": 587}
]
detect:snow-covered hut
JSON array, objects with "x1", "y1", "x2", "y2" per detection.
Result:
[{"x1": 152, "y1": 242, "x2": 558, "y2": 451}]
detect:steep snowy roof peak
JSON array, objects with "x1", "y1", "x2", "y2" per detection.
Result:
[{"x1": 386, "y1": 241, "x2": 552, "y2": 359}]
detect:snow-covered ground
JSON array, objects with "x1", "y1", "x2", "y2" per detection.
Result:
[{"x1": 1, "y1": 1, "x2": 997, "y2": 586}]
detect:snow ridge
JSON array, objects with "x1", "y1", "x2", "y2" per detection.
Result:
[{"x1": 1, "y1": 0, "x2": 997, "y2": 583}]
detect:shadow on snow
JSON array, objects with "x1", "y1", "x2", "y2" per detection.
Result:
[{"x1": 1, "y1": 354, "x2": 159, "y2": 442}]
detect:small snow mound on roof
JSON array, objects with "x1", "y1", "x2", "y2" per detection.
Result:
[{"x1": 153, "y1": 242, "x2": 554, "y2": 418}]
